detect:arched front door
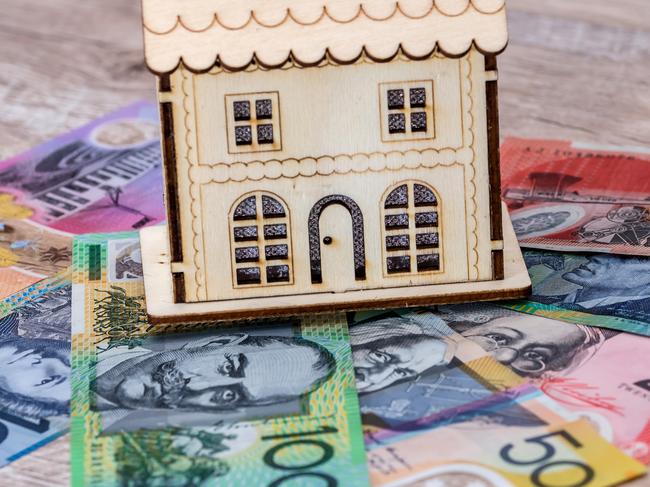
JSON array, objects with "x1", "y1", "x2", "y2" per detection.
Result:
[{"x1": 308, "y1": 195, "x2": 366, "y2": 288}]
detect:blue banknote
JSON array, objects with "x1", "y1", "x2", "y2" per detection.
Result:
[
  {"x1": 503, "y1": 250, "x2": 650, "y2": 336},
  {"x1": 0, "y1": 274, "x2": 70, "y2": 467},
  {"x1": 348, "y1": 309, "x2": 527, "y2": 448}
]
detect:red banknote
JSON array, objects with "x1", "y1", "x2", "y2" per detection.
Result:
[{"x1": 501, "y1": 138, "x2": 650, "y2": 256}]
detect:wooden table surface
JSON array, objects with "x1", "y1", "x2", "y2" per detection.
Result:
[{"x1": 1, "y1": 0, "x2": 649, "y2": 485}]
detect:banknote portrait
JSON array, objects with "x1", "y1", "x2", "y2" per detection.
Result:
[
  {"x1": 0, "y1": 282, "x2": 71, "y2": 419},
  {"x1": 349, "y1": 313, "x2": 456, "y2": 394},
  {"x1": 350, "y1": 312, "x2": 549, "y2": 434},
  {"x1": 526, "y1": 253, "x2": 650, "y2": 323},
  {"x1": 438, "y1": 304, "x2": 609, "y2": 378},
  {"x1": 91, "y1": 328, "x2": 336, "y2": 431},
  {"x1": 0, "y1": 335, "x2": 70, "y2": 418}
]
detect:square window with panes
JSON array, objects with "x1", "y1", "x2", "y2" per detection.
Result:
[
  {"x1": 379, "y1": 81, "x2": 434, "y2": 142},
  {"x1": 225, "y1": 92, "x2": 282, "y2": 154}
]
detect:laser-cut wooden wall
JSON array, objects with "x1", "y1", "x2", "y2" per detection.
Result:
[
  {"x1": 154, "y1": 49, "x2": 506, "y2": 303},
  {"x1": 139, "y1": 0, "x2": 531, "y2": 320}
]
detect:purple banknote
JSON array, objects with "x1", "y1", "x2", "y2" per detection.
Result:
[{"x1": 0, "y1": 102, "x2": 164, "y2": 297}]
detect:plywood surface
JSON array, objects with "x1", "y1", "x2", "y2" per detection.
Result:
[
  {"x1": 1, "y1": 0, "x2": 649, "y2": 484},
  {"x1": 141, "y1": 0, "x2": 508, "y2": 72},
  {"x1": 141, "y1": 203, "x2": 527, "y2": 322}
]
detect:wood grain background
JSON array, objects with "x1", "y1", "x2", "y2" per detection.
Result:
[{"x1": 1, "y1": 0, "x2": 648, "y2": 484}]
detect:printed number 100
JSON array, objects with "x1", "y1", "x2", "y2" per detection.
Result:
[{"x1": 262, "y1": 425, "x2": 338, "y2": 486}]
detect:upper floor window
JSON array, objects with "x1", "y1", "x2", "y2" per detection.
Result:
[
  {"x1": 381, "y1": 181, "x2": 441, "y2": 276},
  {"x1": 230, "y1": 192, "x2": 293, "y2": 287},
  {"x1": 225, "y1": 92, "x2": 282, "y2": 154},
  {"x1": 379, "y1": 81, "x2": 434, "y2": 142}
]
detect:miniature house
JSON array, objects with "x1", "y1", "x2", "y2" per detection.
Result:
[{"x1": 139, "y1": 0, "x2": 530, "y2": 321}]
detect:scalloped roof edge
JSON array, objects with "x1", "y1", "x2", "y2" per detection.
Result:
[
  {"x1": 146, "y1": 42, "x2": 507, "y2": 76},
  {"x1": 142, "y1": 2, "x2": 508, "y2": 74},
  {"x1": 143, "y1": 0, "x2": 507, "y2": 34}
]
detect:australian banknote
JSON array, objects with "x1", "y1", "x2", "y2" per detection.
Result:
[
  {"x1": 502, "y1": 138, "x2": 650, "y2": 256},
  {"x1": 367, "y1": 387, "x2": 646, "y2": 487},
  {"x1": 71, "y1": 231, "x2": 370, "y2": 486},
  {"x1": 504, "y1": 250, "x2": 650, "y2": 336},
  {"x1": 0, "y1": 101, "x2": 164, "y2": 298},
  {"x1": 348, "y1": 309, "x2": 526, "y2": 443},
  {"x1": 0, "y1": 273, "x2": 71, "y2": 467},
  {"x1": 433, "y1": 302, "x2": 650, "y2": 463}
]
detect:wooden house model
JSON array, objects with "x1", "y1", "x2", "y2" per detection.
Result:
[{"x1": 139, "y1": 0, "x2": 531, "y2": 322}]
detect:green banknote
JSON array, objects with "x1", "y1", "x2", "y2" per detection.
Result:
[
  {"x1": 501, "y1": 250, "x2": 650, "y2": 336},
  {"x1": 71, "y1": 232, "x2": 369, "y2": 487}
]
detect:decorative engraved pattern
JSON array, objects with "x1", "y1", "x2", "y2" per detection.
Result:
[
  {"x1": 415, "y1": 211, "x2": 438, "y2": 227},
  {"x1": 233, "y1": 100, "x2": 251, "y2": 121},
  {"x1": 388, "y1": 113, "x2": 406, "y2": 134},
  {"x1": 180, "y1": 53, "x2": 478, "y2": 298},
  {"x1": 409, "y1": 87, "x2": 426, "y2": 107},
  {"x1": 385, "y1": 234, "x2": 410, "y2": 250},
  {"x1": 308, "y1": 195, "x2": 366, "y2": 283},
  {"x1": 413, "y1": 183, "x2": 437, "y2": 206},
  {"x1": 384, "y1": 213, "x2": 409, "y2": 229},
  {"x1": 143, "y1": 0, "x2": 507, "y2": 34},
  {"x1": 382, "y1": 180, "x2": 442, "y2": 276},
  {"x1": 225, "y1": 92, "x2": 282, "y2": 154},
  {"x1": 387, "y1": 255, "x2": 411, "y2": 274},
  {"x1": 263, "y1": 224, "x2": 287, "y2": 239},
  {"x1": 384, "y1": 184, "x2": 408, "y2": 208},
  {"x1": 257, "y1": 124, "x2": 274, "y2": 144},
  {"x1": 234, "y1": 225, "x2": 258, "y2": 241},
  {"x1": 235, "y1": 246, "x2": 260, "y2": 262},
  {"x1": 233, "y1": 195, "x2": 257, "y2": 220},
  {"x1": 181, "y1": 67, "x2": 205, "y2": 300},
  {"x1": 415, "y1": 232, "x2": 439, "y2": 248},
  {"x1": 417, "y1": 253, "x2": 440, "y2": 271},
  {"x1": 235, "y1": 125, "x2": 253, "y2": 145},
  {"x1": 460, "y1": 55, "x2": 479, "y2": 278},
  {"x1": 410, "y1": 112, "x2": 427, "y2": 132},
  {"x1": 380, "y1": 80, "x2": 434, "y2": 142},
  {"x1": 387, "y1": 89, "x2": 405, "y2": 109},
  {"x1": 203, "y1": 149, "x2": 469, "y2": 183},
  {"x1": 236, "y1": 267, "x2": 261, "y2": 284},
  {"x1": 262, "y1": 195, "x2": 286, "y2": 218},
  {"x1": 143, "y1": 1, "x2": 507, "y2": 74},
  {"x1": 266, "y1": 265, "x2": 290, "y2": 283},
  {"x1": 265, "y1": 244, "x2": 289, "y2": 260},
  {"x1": 230, "y1": 192, "x2": 293, "y2": 288},
  {"x1": 255, "y1": 99, "x2": 273, "y2": 119}
]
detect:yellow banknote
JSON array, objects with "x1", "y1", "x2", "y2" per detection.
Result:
[{"x1": 367, "y1": 390, "x2": 646, "y2": 487}]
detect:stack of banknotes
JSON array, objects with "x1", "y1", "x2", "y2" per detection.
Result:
[{"x1": 0, "y1": 103, "x2": 649, "y2": 486}]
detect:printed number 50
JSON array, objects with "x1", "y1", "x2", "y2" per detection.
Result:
[{"x1": 499, "y1": 430, "x2": 595, "y2": 487}]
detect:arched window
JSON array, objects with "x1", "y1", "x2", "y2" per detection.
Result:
[
  {"x1": 230, "y1": 192, "x2": 293, "y2": 287},
  {"x1": 381, "y1": 181, "x2": 441, "y2": 275}
]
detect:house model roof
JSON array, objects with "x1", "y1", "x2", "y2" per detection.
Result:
[{"x1": 141, "y1": 0, "x2": 508, "y2": 73}]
